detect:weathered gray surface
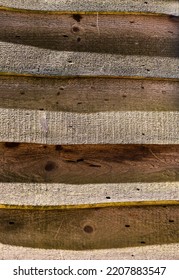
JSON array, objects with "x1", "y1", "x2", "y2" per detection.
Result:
[
  {"x1": 0, "y1": 243, "x2": 179, "y2": 260},
  {"x1": 0, "y1": 182, "x2": 178, "y2": 207},
  {"x1": 0, "y1": 0, "x2": 179, "y2": 15},
  {"x1": 0, "y1": 109, "x2": 178, "y2": 144},
  {"x1": 0, "y1": 43, "x2": 178, "y2": 78}
]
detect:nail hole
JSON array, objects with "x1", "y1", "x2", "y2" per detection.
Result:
[
  {"x1": 83, "y1": 225, "x2": 93, "y2": 233},
  {"x1": 9, "y1": 221, "x2": 15, "y2": 225},
  {"x1": 136, "y1": 188, "x2": 140, "y2": 191},
  {"x1": 15, "y1": 35, "x2": 21, "y2": 39},
  {"x1": 106, "y1": 196, "x2": 111, "y2": 199},
  {"x1": 20, "y1": 91, "x2": 25, "y2": 95},
  {"x1": 63, "y1": 35, "x2": 68, "y2": 38},
  {"x1": 104, "y1": 99, "x2": 109, "y2": 101},
  {"x1": 72, "y1": 26, "x2": 80, "y2": 33},
  {"x1": 43, "y1": 145, "x2": 47, "y2": 149},
  {"x1": 169, "y1": 219, "x2": 174, "y2": 223},
  {"x1": 55, "y1": 145, "x2": 63, "y2": 151},
  {"x1": 142, "y1": 133, "x2": 145, "y2": 135},
  {"x1": 77, "y1": 102, "x2": 82, "y2": 105},
  {"x1": 140, "y1": 241, "x2": 146, "y2": 244},
  {"x1": 130, "y1": 21, "x2": 135, "y2": 24},
  {"x1": 5, "y1": 142, "x2": 20, "y2": 148},
  {"x1": 141, "y1": 86, "x2": 144, "y2": 89},
  {"x1": 122, "y1": 95, "x2": 127, "y2": 98},
  {"x1": 45, "y1": 161, "x2": 56, "y2": 171},
  {"x1": 76, "y1": 158, "x2": 84, "y2": 162},
  {"x1": 125, "y1": 225, "x2": 130, "y2": 227},
  {"x1": 39, "y1": 108, "x2": 44, "y2": 111},
  {"x1": 73, "y1": 14, "x2": 82, "y2": 22},
  {"x1": 77, "y1": 37, "x2": 81, "y2": 42},
  {"x1": 60, "y1": 87, "x2": 64, "y2": 90}
]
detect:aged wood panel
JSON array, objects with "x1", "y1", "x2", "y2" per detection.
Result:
[
  {"x1": 0, "y1": 109, "x2": 178, "y2": 144},
  {"x1": 1, "y1": 243, "x2": 179, "y2": 260},
  {"x1": 0, "y1": 182, "x2": 178, "y2": 207},
  {"x1": 0, "y1": 43, "x2": 178, "y2": 79},
  {"x1": 0, "y1": 0, "x2": 178, "y2": 16},
  {"x1": 0, "y1": 11, "x2": 178, "y2": 57},
  {"x1": 0, "y1": 206, "x2": 178, "y2": 250},
  {"x1": 0, "y1": 143, "x2": 178, "y2": 184},
  {"x1": 0, "y1": 76, "x2": 179, "y2": 112}
]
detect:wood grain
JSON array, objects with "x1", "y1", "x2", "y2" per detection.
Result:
[
  {"x1": 0, "y1": 76, "x2": 178, "y2": 112},
  {"x1": 0, "y1": 143, "x2": 178, "y2": 184},
  {"x1": 0, "y1": 11, "x2": 178, "y2": 57},
  {"x1": 0, "y1": 0, "x2": 178, "y2": 16},
  {"x1": 0, "y1": 205, "x2": 178, "y2": 250}
]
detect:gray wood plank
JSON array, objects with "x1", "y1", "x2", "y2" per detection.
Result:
[
  {"x1": 0, "y1": 109, "x2": 178, "y2": 144},
  {"x1": 0, "y1": 42, "x2": 178, "y2": 79},
  {"x1": 0, "y1": 0, "x2": 178, "y2": 15}
]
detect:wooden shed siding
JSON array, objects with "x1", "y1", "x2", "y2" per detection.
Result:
[{"x1": 0, "y1": 1, "x2": 178, "y2": 259}]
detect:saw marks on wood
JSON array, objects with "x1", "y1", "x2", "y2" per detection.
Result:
[
  {"x1": 0, "y1": 12, "x2": 178, "y2": 58},
  {"x1": 0, "y1": 76, "x2": 178, "y2": 112},
  {"x1": 0, "y1": 205, "x2": 178, "y2": 250},
  {"x1": 0, "y1": 0, "x2": 179, "y2": 16},
  {"x1": 0, "y1": 143, "x2": 178, "y2": 184}
]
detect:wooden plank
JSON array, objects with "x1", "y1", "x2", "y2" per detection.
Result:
[
  {"x1": 0, "y1": 206, "x2": 178, "y2": 250},
  {"x1": 0, "y1": 143, "x2": 178, "y2": 184},
  {"x1": 0, "y1": 12, "x2": 178, "y2": 58},
  {"x1": 0, "y1": 76, "x2": 179, "y2": 112},
  {"x1": 0, "y1": 43, "x2": 178, "y2": 79},
  {"x1": 0, "y1": 182, "x2": 178, "y2": 208},
  {"x1": 0, "y1": 109, "x2": 178, "y2": 144},
  {"x1": 0, "y1": 0, "x2": 178, "y2": 16},
  {"x1": 1, "y1": 243, "x2": 179, "y2": 260}
]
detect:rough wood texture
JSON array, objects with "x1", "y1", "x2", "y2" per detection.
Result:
[
  {"x1": 0, "y1": 76, "x2": 178, "y2": 112},
  {"x1": 0, "y1": 12, "x2": 178, "y2": 57},
  {"x1": 0, "y1": 0, "x2": 178, "y2": 15},
  {"x1": 0, "y1": 206, "x2": 178, "y2": 250},
  {"x1": 0, "y1": 109, "x2": 178, "y2": 144},
  {"x1": 0, "y1": 42, "x2": 178, "y2": 79},
  {"x1": 1, "y1": 243, "x2": 179, "y2": 260},
  {"x1": 0, "y1": 182, "x2": 178, "y2": 207},
  {"x1": 0, "y1": 143, "x2": 178, "y2": 184}
]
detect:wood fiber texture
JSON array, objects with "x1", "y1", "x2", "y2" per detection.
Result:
[
  {"x1": 0, "y1": 0, "x2": 179, "y2": 15},
  {"x1": 0, "y1": 0, "x2": 179, "y2": 259},
  {"x1": 0, "y1": 143, "x2": 178, "y2": 184},
  {"x1": 0, "y1": 206, "x2": 178, "y2": 250}
]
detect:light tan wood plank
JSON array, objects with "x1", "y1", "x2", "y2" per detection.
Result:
[
  {"x1": 0, "y1": 76, "x2": 178, "y2": 112},
  {"x1": 0, "y1": 109, "x2": 178, "y2": 144},
  {"x1": 1, "y1": 243, "x2": 179, "y2": 260},
  {"x1": 0, "y1": 206, "x2": 178, "y2": 250},
  {"x1": 0, "y1": 182, "x2": 178, "y2": 208},
  {"x1": 0, "y1": 12, "x2": 178, "y2": 58},
  {"x1": 0, "y1": 42, "x2": 178, "y2": 79},
  {"x1": 0, "y1": 0, "x2": 178, "y2": 16}
]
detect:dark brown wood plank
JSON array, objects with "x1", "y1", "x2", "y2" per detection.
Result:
[
  {"x1": 0, "y1": 11, "x2": 178, "y2": 58},
  {"x1": 0, "y1": 205, "x2": 178, "y2": 249},
  {"x1": 0, "y1": 76, "x2": 179, "y2": 112},
  {"x1": 0, "y1": 143, "x2": 178, "y2": 184}
]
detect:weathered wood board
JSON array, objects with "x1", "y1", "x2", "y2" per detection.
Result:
[
  {"x1": 0, "y1": 206, "x2": 178, "y2": 250},
  {"x1": 0, "y1": 11, "x2": 178, "y2": 57},
  {"x1": 0, "y1": 76, "x2": 179, "y2": 112},
  {"x1": 0, "y1": 143, "x2": 178, "y2": 184},
  {"x1": 0, "y1": 243, "x2": 179, "y2": 260},
  {"x1": 0, "y1": 0, "x2": 179, "y2": 16},
  {"x1": 0, "y1": 0, "x2": 178, "y2": 259}
]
